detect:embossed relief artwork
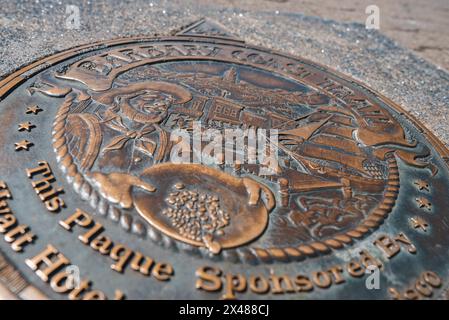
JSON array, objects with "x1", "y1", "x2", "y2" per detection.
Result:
[{"x1": 1, "y1": 19, "x2": 449, "y2": 300}]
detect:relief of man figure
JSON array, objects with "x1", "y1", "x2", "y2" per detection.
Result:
[
  {"x1": 63, "y1": 81, "x2": 192, "y2": 208},
  {"x1": 92, "y1": 81, "x2": 193, "y2": 170}
]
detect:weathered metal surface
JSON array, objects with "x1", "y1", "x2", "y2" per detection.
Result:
[{"x1": 0, "y1": 19, "x2": 449, "y2": 300}]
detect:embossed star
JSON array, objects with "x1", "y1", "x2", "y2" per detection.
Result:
[
  {"x1": 414, "y1": 180, "x2": 430, "y2": 192},
  {"x1": 17, "y1": 121, "x2": 35, "y2": 132},
  {"x1": 25, "y1": 105, "x2": 43, "y2": 115},
  {"x1": 14, "y1": 139, "x2": 33, "y2": 151},
  {"x1": 416, "y1": 197, "x2": 432, "y2": 211},
  {"x1": 410, "y1": 217, "x2": 429, "y2": 232}
]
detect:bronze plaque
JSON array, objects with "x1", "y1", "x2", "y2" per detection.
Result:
[{"x1": 1, "y1": 19, "x2": 449, "y2": 300}]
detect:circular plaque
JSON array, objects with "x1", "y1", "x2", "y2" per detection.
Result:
[{"x1": 1, "y1": 23, "x2": 449, "y2": 300}]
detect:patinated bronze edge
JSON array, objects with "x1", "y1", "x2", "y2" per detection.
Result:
[{"x1": 0, "y1": 248, "x2": 47, "y2": 299}]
